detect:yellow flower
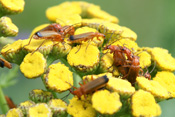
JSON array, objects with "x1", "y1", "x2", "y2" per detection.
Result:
[
  {"x1": 44, "y1": 62, "x2": 73, "y2": 92},
  {"x1": 153, "y1": 71, "x2": 175, "y2": 97},
  {"x1": 6, "y1": 108, "x2": 23, "y2": 117},
  {"x1": 0, "y1": 0, "x2": 25, "y2": 15},
  {"x1": 20, "y1": 52, "x2": 46, "y2": 78},
  {"x1": 92, "y1": 90, "x2": 122, "y2": 115},
  {"x1": 46, "y1": 2, "x2": 82, "y2": 22},
  {"x1": 56, "y1": 14, "x2": 82, "y2": 27},
  {"x1": 19, "y1": 100, "x2": 35, "y2": 107},
  {"x1": 131, "y1": 90, "x2": 161, "y2": 117},
  {"x1": 1, "y1": 39, "x2": 24, "y2": 64},
  {"x1": 86, "y1": 4, "x2": 119, "y2": 23},
  {"x1": 46, "y1": 1, "x2": 119, "y2": 23},
  {"x1": 51, "y1": 42, "x2": 72, "y2": 58},
  {"x1": 120, "y1": 26, "x2": 137, "y2": 41},
  {"x1": 107, "y1": 77, "x2": 135, "y2": 98},
  {"x1": 150, "y1": 47, "x2": 175, "y2": 71},
  {"x1": 18, "y1": 100, "x2": 35, "y2": 116},
  {"x1": 0, "y1": 16, "x2": 18, "y2": 37},
  {"x1": 111, "y1": 39, "x2": 139, "y2": 51},
  {"x1": 137, "y1": 51, "x2": 151, "y2": 68},
  {"x1": 48, "y1": 99, "x2": 67, "y2": 116},
  {"x1": 67, "y1": 43, "x2": 100, "y2": 72},
  {"x1": 22, "y1": 39, "x2": 53, "y2": 56},
  {"x1": 28, "y1": 103, "x2": 52, "y2": 117},
  {"x1": 137, "y1": 77, "x2": 170, "y2": 101},
  {"x1": 67, "y1": 96, "x2": 96, "y2": 117},
  {"x1": 29, "y1": 89, "x2": 54, "y2": 103},
  {"x1": 100, "y1": 22, "x2": 123, "y2": 41}
]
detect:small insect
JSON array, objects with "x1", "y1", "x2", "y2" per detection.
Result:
[
  {"x1": 24, "y1": 23, "x2": 65, "y2": 47},
  {"x1": 103, "y1": 45, "x2": 129, "y2": 76},
  {"x1": 68, "y1": 32, "x2": 105, "y2": 43},
  {"x1": 62, "y1": 25, "x2": 75, "y2": 37},
  {"x1": 104, "y1": 45, "x2": 145, "y2": 84},
  {"x1": 5, "y1": 96, "x2": 16, "y2": 109},
  {"x1": 104, "y1": 45, "x2": 127, "y2": 66},
  {"x1": 122, "y1": 47, "x2": 153, "y2": 82},
  {"x1": 143, "y1": 71, "x2": 151, "y2": 80},
  {"x1": 120, "y1": 45, "x2": 134, "y2": 61},
  {"x1": 142, "y1": 61, "x2": 156, "y2": 80},
  {"x1": 68, "y1": 32, "x2": 105, "y2": 53},
  {"x1": 0, "y1": 57, "x2": 12, "y2": 69},
  {"x1": 122, "y1": 55, "x2": 141, "y2": 84},
  {"x1": 69, "y1": 75, "x2": 109, "y2": 99},
  {"x1": 29, "y1": 24, "x2": 75, "y2": 44}
]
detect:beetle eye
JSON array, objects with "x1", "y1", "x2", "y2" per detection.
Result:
[{"x1": 35, "y1": 32, "x2": 42, "y2": 37}]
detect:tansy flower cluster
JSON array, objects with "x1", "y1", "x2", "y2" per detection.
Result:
[
  {"x1": 1, "y1": 1, "x2": 175, "y2": 117},
  {"x1": 0, "y1": 0, "x2": 24, "y2": 37}
]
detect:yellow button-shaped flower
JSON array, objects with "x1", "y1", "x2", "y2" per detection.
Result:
[
  {"x1": 87, "y1": 4, "x2": 119, "y2": 23},
  {"x1": 67, "y1": 43, "x2": 100, "y2": 72},
  {"x1": 137, "y1": 51, "x2": 151, "y2": 68},
  {"x1": 137, "y1": 76, "x2": 170, "y2": 101},
  {"x1": 153, "y1": 71, "x2": 175, "y2": 97},
  {"x1": 48, "y1": 99, "x2": 67, "y2": 116},
  {"x1": 28, "y1": 103, "x2": 52, "y2": 117},
  {"x1": 46, "y1": 2, "x2": 82, "y2": 22},
  {"x1": 6, "y1": 108, "x2": 23, "y2": 117},
  {"x1": 120, "y1": 26, "x2": 137, "y2": 41},
  {"x1": 67, "y1": 96, "x2": 96, "y2": 117},
  {"x1": 151, "y1": 47, "x2": 175, "y2": 71},
  {"x1": 0, "y1": 16, "x2": 18, "y2": 36},
  {"x1": 44, "y1": 62, "x2": 73, "y2": 92},
  {"x1": 20, "y1": 52, "x2": 46, "y2": 78},
  {"x1": 92, "y1": 90, "x2": 122, "y2": 115},
  {"x1": 131, "y1": 90, "x2": 161, "y2": 117},
  {"x1": 107, "y1": 77, "x2": 135, "y2": 97},
  {"x1": 0, "y1": 0, "x2": 25, "y2": 14}
]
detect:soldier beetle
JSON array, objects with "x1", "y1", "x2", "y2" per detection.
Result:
[
  {"x1": 68, "y1": 32, "x2": 105, "y2": 43},
  {"x1": 24, "y1": 23, "x2": 64, "y2": 48},
  {"x1": 5, "y1": 96, "x2": 16, "y2": 109},
  {"x1": 104, "y1": 44, "x2": 151, "y2": 84},
  {"x1": 68, "y1": 32, "x2": 105, "y2": 53},
  {"x1": 0, "y1": 57, "x2": 12, "y2": 69},
  {"x1": 69, "y1": 75, "x2": 109, "y2": 99}
]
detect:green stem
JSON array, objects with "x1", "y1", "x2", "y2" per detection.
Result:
[
  {"x1": 46, "y1": 54, "x2": 58, "y2": 67},
  {"x1": 0, "y1": 86, "x2": 9, "y2": 114},
  {"x1": 50, "y1": 90, "x2": 58, "y2": 99}
]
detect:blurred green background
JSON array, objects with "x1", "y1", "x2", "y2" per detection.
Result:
[{"x1": 1, "y1": 0, "x2": 175, "y2": 116}]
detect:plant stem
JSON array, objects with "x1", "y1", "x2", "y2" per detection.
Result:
[
  {"x1": 46, "y1": 54, "x2": 57, "y2": 67},
  {"x1": 0, "y1": 86, "x2": 9, "y2": 114},
  {"x1": 50, "y1": 90, "x2": 58, "y2": 99}
]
